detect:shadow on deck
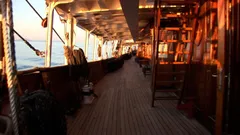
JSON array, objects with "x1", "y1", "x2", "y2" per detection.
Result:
[{"x1": 67, "y1": 58, "x2": 211, "y2": 135}]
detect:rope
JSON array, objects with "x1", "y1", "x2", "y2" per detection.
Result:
[
  {"x1": 25, "y1": 0, "x2": 65, "y2": 44},
  {"x1": 1, "y1": 0, "x2": 20, "y2": 135},
  {"x1": 64, "y1": 46, "x2": 75, "y2": 65},
  {"x1": 10, "y1": 26, "x2": 45, "y2": 57}
]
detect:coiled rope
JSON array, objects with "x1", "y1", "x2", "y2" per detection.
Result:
[
  {"x1": 64, "y1": 46, "x2": 75, "y2": 65},
  {"x1": 1, "y1": 0, "x2": 20, "y2": 135}
]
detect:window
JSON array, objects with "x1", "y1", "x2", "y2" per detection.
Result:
[{"x1": 158, "y1": 42, "x2": 168, "y2": 58}]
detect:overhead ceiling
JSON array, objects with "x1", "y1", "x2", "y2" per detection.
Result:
[
  {"x1": 52, "y1": 0, "x2": 197, "y2": 42},
  {"x1": 53, "y1": 0, "x2": 154, "y2": 42}
]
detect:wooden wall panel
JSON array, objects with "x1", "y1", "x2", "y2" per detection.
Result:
[
  {"x1": 185, "y1": 63, "x2": 217, "y2": 133},
  {"x1": 184, "y1": 0, "x2": 219, "y2": 133},
  {"x1": 17, "y1": 72, "x2": 44, "y2": 95},
  {"x1": 0, "y1": 59, "x2": 114, "y2": 115}
]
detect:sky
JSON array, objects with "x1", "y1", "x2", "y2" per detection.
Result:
[{"x1": 12, "y1": 0, "x2": 85, "y2": 42}]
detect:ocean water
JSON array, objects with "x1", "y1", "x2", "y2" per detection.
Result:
[{"x1": 15, "y1": 40, "x2": 87, "y2": 70}]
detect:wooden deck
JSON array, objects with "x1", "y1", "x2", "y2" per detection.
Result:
[{"x1": 67, "y1": 58, "x2": 211, "y2": 135}]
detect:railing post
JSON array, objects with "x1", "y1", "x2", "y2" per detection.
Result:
[
  {"x1": 64, "y1": 14, "x2": 76, "y2": 65},
  {"x1": 45, "y1": 0, "x2": 74, "y2": 67},
  {"x1": 72, "y1": 18, "x2": 76, "y2": 48},
  {"x1": 106, "y1": 41, "x2": 108, "y2": 59},
  {"x1": 99, "y1": 36, "x2": 103, "y2": 60},
  {"x1": 93, "y1": 35, "x2": 96, "y2": 61},
  {"x1": 84, "y1": 30, "x2": 89, "y2": 59},
  {"x1": 0, "y1": 14, "x2": 3, "y2": 71},
  {"x1": 45, "y1": 2, "x2": 54, "y2": 67}
]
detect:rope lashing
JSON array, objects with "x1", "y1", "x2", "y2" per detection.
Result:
[
  {"x1": 97, "y1": 44, "x2": 102, "y2": 57},
  {"x1": 25, "y1": 0, "x2": 65, "y2": 44},
  {"x1": 1, "y1": 0, "x2": 20, "y2": 135},
  {"x1": 63, "y1": 46, "x2": 75, "y2": 65},
  {"x1": 9, "y1": 25, "x2": 45, "y2": 57}
]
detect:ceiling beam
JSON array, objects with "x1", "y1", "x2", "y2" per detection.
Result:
[{"x1": 120, "y1": 0, "x2": 139, "y2": 41}]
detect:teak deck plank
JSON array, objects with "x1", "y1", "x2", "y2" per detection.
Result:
[{"x1": 67, "y1": 58, "x2": 211, "y2": 135}]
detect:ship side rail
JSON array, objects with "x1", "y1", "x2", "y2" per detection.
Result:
[{"x1": 1, "y1": 58, "x2": 125, "y2": 116}]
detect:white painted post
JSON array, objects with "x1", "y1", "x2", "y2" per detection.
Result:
[
  {"x1": 106, "y1": 41, "x2": 108, "y2": 59},
  {"x1": 64, "y1": 14, "x2": 71, "y2": 65},
  {"x1": 84, "y1": 30, "x2": 89, "y2": 59},
  {"x1": 72, "y1": 18, "x2": 77, "y2": 47},
  {"x1": 64, "y1": 15, "x2": 76, "y2": 65},
  {"x1": 93, "y1": 35, "x2": 96, "y2": 61},
  {"x1": 100, "y1": 37, "x2": 103, "y2": 60},
  {"x1": 64, "y1": 20, "x2": 68, "y2": 65},
  {"x1": 0, "y1": 14, "x2": 3, "y2": 71},
  {"x1": 45, "y1": 2, "x2": 54, "y2": 67},
  {"x1": 69, "y1": 17, "x2": 73, "y2": 47},
  {"x1": 68, "y1": 16, "x2": 76, "y2": 48}
]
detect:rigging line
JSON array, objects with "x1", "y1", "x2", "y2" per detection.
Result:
[
  {"x1": 7, "y1": 24, "x2": 45, "y2": 57},
  {"x1": 11, "y1": 27, "x2": 36, "y2": 51},
  {"x1": 25, "y1": 0, "x2": 65, "y2": 44}
]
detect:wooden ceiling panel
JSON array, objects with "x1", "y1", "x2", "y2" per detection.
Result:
[{"x1": 53, "y1": 0, "x2": 197, "y2": 41}]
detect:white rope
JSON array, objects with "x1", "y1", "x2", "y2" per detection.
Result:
[{"x1": 1, "y1": 0, "x2": 20, "y2": 135}]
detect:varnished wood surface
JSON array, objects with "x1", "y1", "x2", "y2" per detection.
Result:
[{"x1": 67, "y1": 58, "x2": 211, "y2": 135}]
